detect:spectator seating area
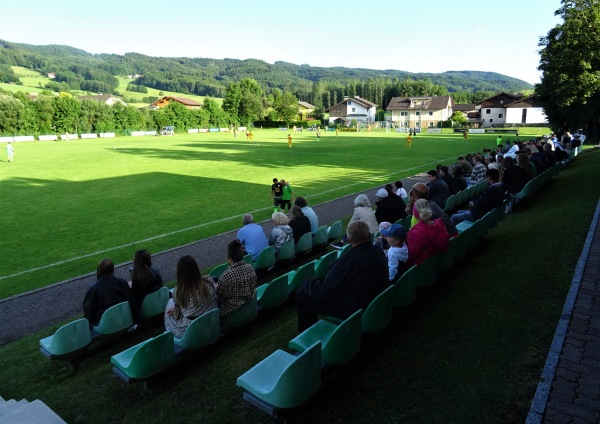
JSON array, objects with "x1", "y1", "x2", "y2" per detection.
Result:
[{"x1": 236, "y1": 146, "x2": 583, "y2": 418}]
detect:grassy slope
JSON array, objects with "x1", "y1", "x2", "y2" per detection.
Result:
[
  {"x1": 1, "y1": 130, "x2": 507, "y2": 298},
  {"x1": 0, "y1": 148, "x2": 597, "y2": 423}
]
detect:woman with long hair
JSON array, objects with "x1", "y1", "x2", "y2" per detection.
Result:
[
  {"x1": 406, "y1": 199, "x2": 449, "y2": 266},
  {"x1": 288, "y1": 205, "x2": 311, "y2": 244},
  {"x1": 130, "y1": 249, "x2": 163, "y2": 316},
  {"x1": 164, "y1": 255, "x2": 217, "y2": 338}
]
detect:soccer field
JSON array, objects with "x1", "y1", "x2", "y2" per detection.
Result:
[{"x1": 0, "y1": 129, "x2": 511, "y2": 298}]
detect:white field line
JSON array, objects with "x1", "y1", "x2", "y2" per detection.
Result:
[{"x1": 0, "y1": 155, "x2": 455, "y2": 281}]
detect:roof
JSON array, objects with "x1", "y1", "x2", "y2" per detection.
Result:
[
  {"x1": 298, "y1": 101, "x2": 316, "y2": 109},
  {"x1": 151, "y1": 96, "x2": 203, "y2": 107},
  {"x1": 328, "y1": 96, "x2": 377, "y2": 111},
  {"x1": 478, "y1": 92, "x2": 523, "y2": 107},
  {"x1": 453, "y1": 103, "x2": 476, "y2": 112},
  {"x1": 505, "y1": 95, "x2": 543, "y2": 108},
  {"x1": 79, "y1": 94, "x2": 127, "y2": 106},
  {"x1": 385, "y1": 96, "x2": 453, "y2": 111}
]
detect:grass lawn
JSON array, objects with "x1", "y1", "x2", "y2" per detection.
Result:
[
  {"x1": 115, "y1": 76, "x2": 214, "y2": 108},
  {"x1": 0, "y1": 147, "x2": 596, "y2": 423},
  {"x1": 0, "y1": 130, "x2": 514, "y2": 299}
]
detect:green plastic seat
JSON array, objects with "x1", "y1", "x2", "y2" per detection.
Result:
[
  {"x1": 513, "y1": 180, "x2": 535, "y2": 200},
  {"x1": 392, "y1": 265, "x2": 416, "y2": 307},
  {"x1": 336, "y1": 243, "x2": 351, "y2": 258},
  {"x1": 403, "y1": 215, "x2": 412, "y2": 230},
  {"x1": 223, "y1": 298, "x2": 258, "y2": 328},
  {"x1": 174, "y1": 308, "x2": 220, "y2": 351},
  {"x1": 140, "y1": 287, "x2": 170, "y2": 319},
  {"x1": 326, "y1": 220, "x2": 343, "y2": 243},
  {"x1": 289, "y1": 309, "x2": 363, "y2": 365},
  {"x1": 294, "y1": 232, "x2": 313, "y2": 257},
  {"x1": 111, "y1": 331, "x2": 175, "y2": 381},
  {"x1": 209, "y1": 263, "x2": 229, "y2": 278},
  {"x1": 236, "y1": 341, "x2": 322, "y2": 409},
  {"x1": 438, "y1": 237, "x2": 457, "y2": 272},
  {"x1": 413, "y1": 255, "x2": 439, "y2": 288},
  {"x1": 443, "y1": 194, "x2": 456, "y2": 211},
  {"x1": 287, "y1": 261, "x2": 314, "y2": 292},
  {"x1": 488, "y1": 207, "x2": 499, "y2": 230},
  {"x1": 311, "y1": 226, "x2": 328, "y2": 250},
  {"x1": 457, "y1": 189, "x2": 469, "y2": 207},
  {"x1": 276, "y1": 238, "x2": 295, "y2": 263},
  {"x1": 39, "y1": 318, "x2": 92, "y2": 361},
  {"x1": 362, "y1": 286, "x2": 394, "y2": 333},
  {"x1": 313, "y1": 251, "x2": 338, "y2": 279},
  {"x1": 453, "y1": 231, "x2": 468, "y2": 260},
  {"x1": 455, "y1": 221, "x2": 474, "y2": 234},
  {"x1": 243, "y1": 254, "x2": 253, "y2": 265},
  {"x1": 257, "y1": 274, "x2": 289, "y2": 309},
  {"x1": 498, "y1": 199, "x2": 508, "y2": 222},
  {"x1": 253, "y1": 246, "x2": 276, "y2": 272},
  {"x1": 92, "y1": 301, "x2": 135, "y2": 336}
]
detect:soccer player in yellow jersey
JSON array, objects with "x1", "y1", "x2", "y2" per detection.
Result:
[
  {"x1": 406, "y1": 133, "x2": 413, "y2": 148},
  {"x1": 288, "y1": 134, "x2": 292, "y2": 148}
]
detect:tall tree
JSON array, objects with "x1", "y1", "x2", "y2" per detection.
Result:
[
  {"x1": 536, "y1": 0, "x2": 600, "y2": 139},
  {"x1": 272, "y1": 89, "x2": 298, "y2": 125}
]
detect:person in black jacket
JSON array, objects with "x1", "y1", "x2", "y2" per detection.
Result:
[
  {"x1": 439, "y1": 165, "x2": 459, "y2": 195},
  {"x1": 130, "y1": 249, "x2": 163, "y2": 321},
  {"x1": 426, "y1": 169, "x2": 450, "y2": 209},
  {"x1": 374, "y1": 188, "x2": 407, "y2": 224},
  {"x1": 450, "y1": 169, "x2": 505, "y2": 225},
  {"x1": 295, "y1": 221, "x2": 388, "y2": 331},
  {"x1": 288, "y1": 206, "x2": 311, "y2": 243},
  {"x1": 83, "y1": 258, "x2": 135, "y2": 326}
]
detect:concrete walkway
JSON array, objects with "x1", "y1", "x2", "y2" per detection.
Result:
[
  {"x1": 527, "y1": 198, "x2": 600, "y2": 423},
  {"x1": 0, "y1": 174, "x2": 427, "y2": 346}
]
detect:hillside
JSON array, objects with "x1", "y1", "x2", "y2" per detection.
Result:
[{"x1": 0, "y1": 39, "x2": 533, "y2": 109}]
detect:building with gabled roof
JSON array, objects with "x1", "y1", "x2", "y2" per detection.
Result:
[
  {"x1": 150, "y1": 96, "x2": 202, "y2": 110},
  {"x1": 386, "y1": 96, "x2": 453, "y2": 129},
  {"x1": 327, "y1": 96, "x2": 377, "y2": 125},
  {"x1": 297, "y1": 101, "x2": 316, "y2": 121},
  {"x1": 78, "y1": 94, "x2": 127, "y2": 106},
  {"x1": 478, "y1": 92, "x2": 522, "y2": 127},
  {"x1": 505, "y1": 95, "x2": 548, "y2": 125}
]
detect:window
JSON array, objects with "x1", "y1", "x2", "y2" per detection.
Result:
[
  {"x1": 416, "y1": 111, "x2": 420, "y2": 116},
  {"x1": 352, "y1": 108, "x2": 356, "y2": 112},
  {"x1": 499, "y1": 113, "x2": 503, "y2": 118},
  {"x1": 348, "y1": 101, "x2": 352, "y2": 105},
  {"x1": 400, "y1": 111, "x2": 408, "y2": 116},
  {"x1": 500, "y1": 100, "x2": 504, "y2": 105},
  {"x1": 429, "y1": 122, "x2": 434, "y2": 128},
  {"x1": 415, "y1": 122, "x2": 420, "y2": 128},
  {"x1": 428, "y1": 111, "x2": 433, "y2": 116},
  {"x1": 489, "y1": 119, "x2": 494, "y2": 123},
  {"x1": 486, "y1": 109, "x2": 491, "y2": 114}
]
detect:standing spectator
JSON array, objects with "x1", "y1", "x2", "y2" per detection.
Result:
[
  {"x1": 407, "y1": 200, "x2": 449, "y2": 266},
  {"x1": 164, "y1": 255, "x2": 217, "y2": 338},
  {"x1": 426, "y1": 170, "x2": 450, "y2": 210},
  {"x1": 83, "y1": 259, "x2": 135, "y2": 327},
  {"x1": 268, "y1": 211, "x2": 293, "y2": 253},
  {"x1": 216, "y1": 240, "x2": 257, "y2": 320},
  {"x1": 279, "y1": 179, "x2": 294, "y2": 212},
  {"x1": 288, "y1": 206, "x2": 311, "y2": 244},
  {"x1": 130, "y1": 249, "x2": 163, "y2": 320},
  {"x1": 237, "y1": 214, "x2": 268, "y2": 261},
  {"x1": 295, "y1": 221, "x2": 388, "y2": 331},
  {"x1": 271, "y1": 178, "x2": 283, "y2": 212},
  {"x1": 6, "y1": 142, "x2": 14, "y2": 162},
  {"x1": 294, "y1": 197, "x2": 319, "y2": 233}
]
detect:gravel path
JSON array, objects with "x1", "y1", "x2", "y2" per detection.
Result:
[{"x1": 0, "y1": 174, "x2": 427, "y2": 346}]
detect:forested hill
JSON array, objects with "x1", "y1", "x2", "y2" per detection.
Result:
[{"x1": 0, "y1": 39, "x2": 532, "y2": 106}]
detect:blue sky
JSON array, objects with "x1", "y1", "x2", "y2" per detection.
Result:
[{"x1": 0, "y1": 0, "x2": 563, "y2": 85}]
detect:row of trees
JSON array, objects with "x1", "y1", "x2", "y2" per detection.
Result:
[{"x1": 536, "y1": 0, "x2": 600, "y2": 140}]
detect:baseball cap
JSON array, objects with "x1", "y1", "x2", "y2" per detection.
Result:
[
  {"x1": 376, "y1": 188, "x2": 388, "y2": 198},
  {"x1": 381, "y1": 224, "x2": 407, "y2": 240}
]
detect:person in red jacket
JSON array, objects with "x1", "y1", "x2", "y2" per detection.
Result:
[{"x1": 407, "y1": 199, "x2": 449, "y2": 266}]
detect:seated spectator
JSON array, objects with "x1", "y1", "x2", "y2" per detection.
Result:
[
  {"x1": 394, "y1": 180, "x2": 408, "y2": 199},
  {"x1": 130, "y1": 249, "x2": 164, "y2": 320},
  {"x1": 380, "y1": 224, "x2": 409, "y2": 282},
  {"x1": 164, "y1": 255, "x2": 217, "y2": 338},
  {"x1": 349, "y1": 193, "x2": 379, "y2": 234},
  {"x1": 374, "y1": 187, "x2": 407, "y2": 225},
  {"x1": 501, "y1": 156, "x2": 527, "y2": 195},
  {"x1": 541, "y1": 143, "x2": 557, "y2": 168},
  {"x1": 268, "y1": 211, "x2": 293, "y2": 253},
  {"x1": 294, "y1": 196, "x2": 319, "y2": 233},
  {"x1": 216, "y1": 239, "x2": 257, "y2": 320},
  {"x1": 452, "y1": 166, "x2": 468, "y2": 192},
  {"x1": 83, "y1": 258, "x2": 135, "y2": 326},
  {"x1": 486, "y1": 154, "x2": 499, "y2": 171},
  {"x1": 295, "y1": 221, "x2": 388, "y2": 331},
  {"x1": 426, "y1": 169, "x2": 450, "y2": 211},
  {"x1": 374, "y1": 221, "x2": 392, "y2": 251},
  {"x1": 237, "y1": 213, "x2": 269, "y2": 260},
  {"x1": 288, "y1": 205, "x2": 311, "y2": 243},
  {"x1": 451, "y1": 169, "x2": 505, "y2": 225},
  {"x1": 407, "y1": 199, "x2": 449, "y2": 266},
  {"x1": 407, "y1": 182, "x2": 458, "y2": 237},
  {"x1": 470, "y1": 155, "x2": 488, "y2": 184},
  {"x1": 504, "y1": 141, "x2": 520, "y2": 159},
  {"x1": 439, "y1": 165, "x2": 459, "y2": 195},
  {"x1": 457, "y1": 156, "x2": 473, "y2": 177},
  {"x1": 517, "y1": 152, "x2": 535, "y2": 181}
]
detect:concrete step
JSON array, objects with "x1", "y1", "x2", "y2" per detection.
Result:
[
  {"x1": 0, "y1": 399, "x2": 66, "y2": 423},
  {"x1": 0, "y1": 399, "x2": 28, "y2": 416},
  {"x1": 0, "y1": 398, "x2": 18, "y2": 414}
]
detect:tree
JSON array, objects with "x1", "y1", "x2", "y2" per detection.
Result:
[
  {"x1": 222, "y1": 78, "x2": 264, "y2": 126},
  {"x1": 536, "y1": 0, "x2": 600, "y2": 139},
  {"x1": 450, "y1": 111, "x2": 468, "y2": 126},
  {"x1": 272, "y1": 89, "x2": 298, "y2": 125}
]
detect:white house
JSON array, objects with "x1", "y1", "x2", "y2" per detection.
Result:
[
  {"x1": 505, "y1": 95, "x2": 548, "y2": 125},
  {"x1": 386, "y1": 96, "x2": 454, "y2": 129},
  {"x1": 328, "y1": 96, "x2": 377, "y2": 125},
  {"x1": 478, "y1": 92, "x2": 522, "y2": 127}
]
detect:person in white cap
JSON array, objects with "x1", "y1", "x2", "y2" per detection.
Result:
[{"x1": 374, "y1": 188, "x2": 406, "y2": 224}]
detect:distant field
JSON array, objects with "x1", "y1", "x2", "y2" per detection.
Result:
[
  {"x1": 0, "y1": 130, "x2": 512, "y2": 298},
  {"x1": 115, "y1": 76, "x2": 216, "y2": 108}
]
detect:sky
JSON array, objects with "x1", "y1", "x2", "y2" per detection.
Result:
[{"x1": 0, "y1": 0, "x2": 564, "y2": 85}]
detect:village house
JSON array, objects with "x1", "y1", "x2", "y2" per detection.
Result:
[
  {"x1": 150, "y1": 96, "x2": 202, "y2": 110},
  {"x1": 297, "y1": 101, "x2": 316, "y2": 121},
  {"x1": 327, "y1": 96, "x2": 377, "y2": 125},
  {"x1": 386, "y1": 96, "x2": 454, "y2": 129}
]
